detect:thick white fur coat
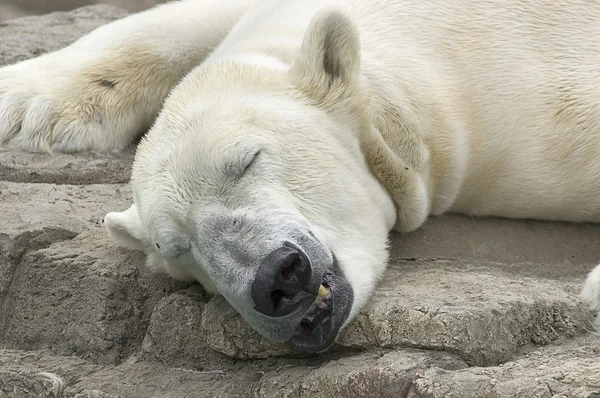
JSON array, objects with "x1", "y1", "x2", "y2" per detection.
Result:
[{"x1": 1, "y1": 0, "x2": 599, "y2": 336}]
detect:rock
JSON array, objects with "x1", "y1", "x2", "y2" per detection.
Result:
[
  {"x1": 201, "y1": 295, "x2": 296, "y2": 359},
  {"x1": 0, "y1": 181, "x2": 131, "y2": 238},
  {"x1": 254, "y1": 350, "x2": 467, "y2": 398},
  {"x1": 0, "y1": 181, "x2": 134, "y2": 327},
  {"x1": 0, "y1": 181, "x2": 184, "y2": 364},
  {"x1": 1, "y1": 229, "x2": 183, "y2": 364},
  {"x1": 0, "y1": 0, "x2": 160, "y2": 21},
  {"x1": 0, "y1": 371, "x2": 63, "y2": 397},
  {"x1": 336, "y1": 265, "x2": 590, "y2": 366},
  {"x1": 407, "y1": 335, "x2": 600, "y2": 398},
  {"x1": 3, "y1": 343, "x2": 600, "y2": 397},
  {"x1": 394, "y1": 214, "x2": 600, "y2": 272},
  {"x1": 0, "y1": 348, "x2": 465, "y2": 397},
  {"x1": 140, "y1": 286, "x2": 224, "y2": 370},
  {"x1": 0, "y1": 148, "x2": 135, "y2": 185},
  {"x1": 0, "y1": 349, "x2": 104, "y2": 397},
  {"x1": 63, "y1": 360, "x2": 258, "y2": 398},
  {"x1": 0, "y1": 5, "x2": 129, "y2": 67},
  {"x1": 71, "y1": 391, "x2": 122, "y2": 398}
]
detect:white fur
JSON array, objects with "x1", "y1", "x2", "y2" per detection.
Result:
[
  {"x1": 105, "y1": 206, "x2": 213, "y2": 288},
  {"x1": 581, "y1": 264, "x2": 600, "y2": 328},
  {"x1": 0, "y1": 0, "x2": 259, "y2": 152},
  {"x1": 1, "y1": 0, "x2": 600, "y2": 337}
]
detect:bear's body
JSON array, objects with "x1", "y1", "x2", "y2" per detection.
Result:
[
  {"x1": 0, "y1": 0, "x2": 599, "y2": 350},
  {"x1": 217, "y1": 0, "x2": 600, "y2": 224}
]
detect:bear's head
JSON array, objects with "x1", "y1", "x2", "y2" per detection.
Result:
[{"x1": 104, "y1": 8, "x2": 428, "y2": 352}]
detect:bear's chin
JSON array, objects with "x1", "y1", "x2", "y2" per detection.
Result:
[{"x1": 288, "y1": 256, "x2": 354, "y2": 352}]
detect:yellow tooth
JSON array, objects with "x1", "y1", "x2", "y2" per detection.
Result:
[{"x1": 318, "y1": 284, "x2": 328, "y2": 297}]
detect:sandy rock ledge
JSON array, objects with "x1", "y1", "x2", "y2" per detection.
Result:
[{"x1": 1, "y1": 6, "x2": 600, "y2": 398}]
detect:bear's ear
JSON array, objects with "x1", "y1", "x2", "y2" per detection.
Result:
[
  {"x1": 290, "y1": 8, "x2": 361, "y2": 101},
  {"x1": 104, "y1": 204, "x2": 149, "y2": 251}
]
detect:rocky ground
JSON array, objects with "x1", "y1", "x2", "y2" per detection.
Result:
[
  {"x1": 0, "y1": 0, "x2": 161, "y2": 21},
  {"x1": 0, "y1": 5, "x2": 599, "y2": 398}
]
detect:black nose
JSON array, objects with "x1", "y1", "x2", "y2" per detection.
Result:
[{"x1": 251, "y1": 243, "x2": 313, "y2": 317}]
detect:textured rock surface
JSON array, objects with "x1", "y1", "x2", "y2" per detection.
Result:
[
  {"x1": 0, "y1": 149, "x2": 135, "y2": 185},
  {"x1": 0, "y1": 0, "x2": 162, "y2": 21},
  {"x1": 1, "y1": 6, "x2": 600, "y2": 398},
  {"x1": 0, "y1": 5, "x2": 129, "y2": 66}
]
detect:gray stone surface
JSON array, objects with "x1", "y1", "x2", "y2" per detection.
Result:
[
  {"x1": 0, "y1": 149, "x2": 135, "y2": 185},
  {"x1": 407, "y1": 335, "x2": 600, "y2": 398},
  {"x1": 140, "y1": 285, "x2": 220, "y2": 370},
  {"x1": 1, "y1": 5, "x2": 600, "y2": 398},
  {"x1": 394, "y1": 214, "x2": 600, "y2": 270},
  {"x1": 0, "y1": 181, "x2": 186, "y2": 364},
  {"x1": 0, "y1": 5, "x2": 129, "y2": 66},
  {"x1": 0, "y1": 0, "x2": 162, "y2": 21}
]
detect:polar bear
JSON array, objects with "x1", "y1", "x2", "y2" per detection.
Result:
[{"x1": 1, "y1": 0, "x2": 600, "y2": 351}]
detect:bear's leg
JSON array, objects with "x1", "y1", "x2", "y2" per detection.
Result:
[
  {"x1": 0, "y1": 0, "x2": 258, "y2": 153},
  {"x1": 581, "y1": 263, "x2": 600, "y2": 328}
]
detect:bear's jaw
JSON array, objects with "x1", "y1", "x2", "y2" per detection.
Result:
[
  {"x1": 288, "y1": 256, "x2": 353, "y2": 352},
  {"x1": 299, "y1": 284, "x2": 330, "y2": 327}
]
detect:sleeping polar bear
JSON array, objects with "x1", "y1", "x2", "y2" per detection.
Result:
[{"x1": 1, "y1": 0, "x2": 600, "y2": 352}]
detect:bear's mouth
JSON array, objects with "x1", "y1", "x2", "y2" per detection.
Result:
[{"x1": 289, "y1": 257, "x2": 353, "y2": 352}]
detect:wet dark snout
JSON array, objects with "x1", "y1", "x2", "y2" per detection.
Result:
[{"x1": 251, "y1": 243, "x2": 314, "y2": 317}]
